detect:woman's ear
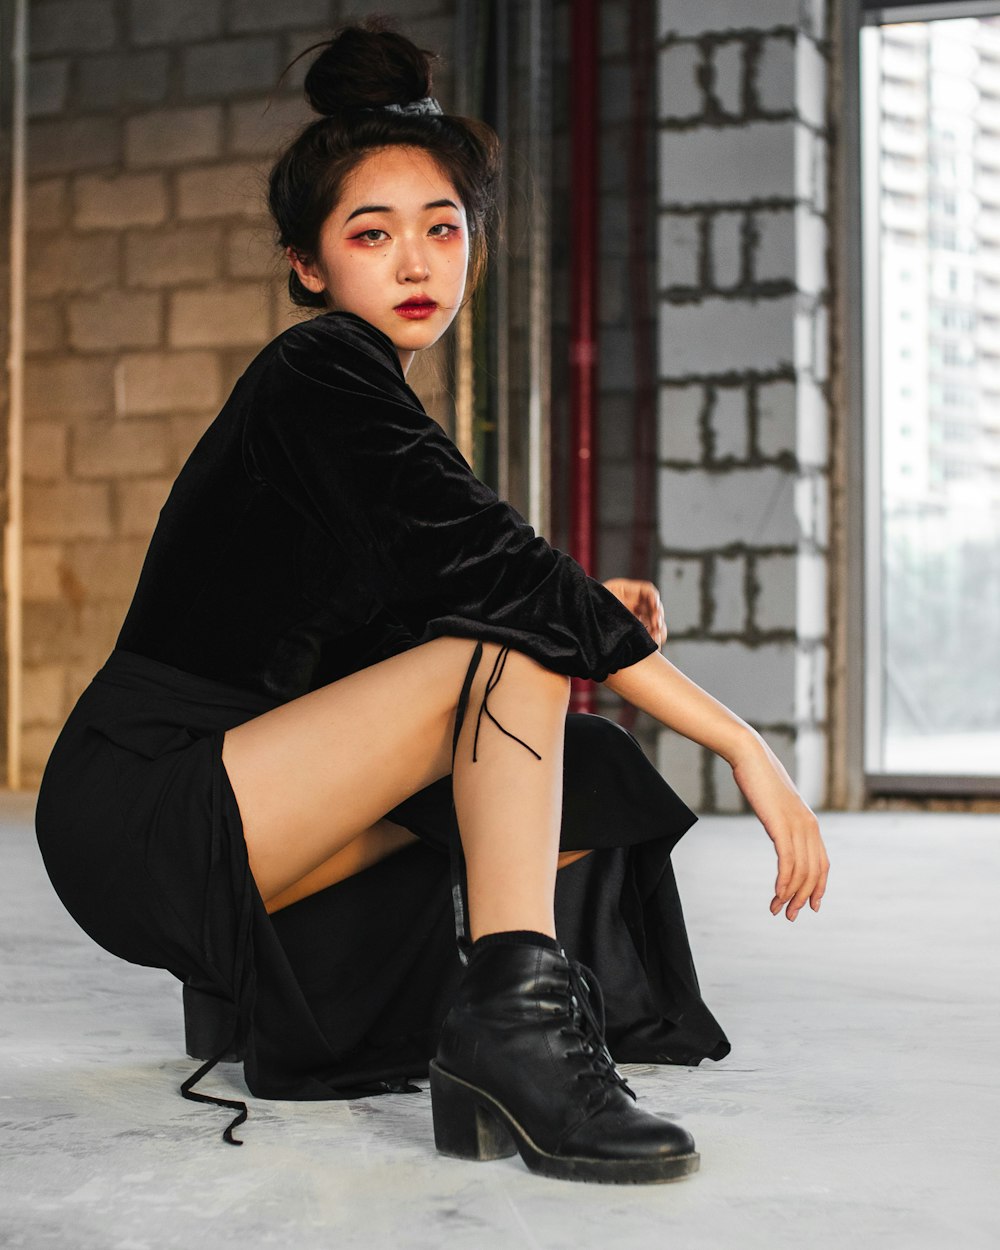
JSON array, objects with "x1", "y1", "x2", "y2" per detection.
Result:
[{"x1": 285, "y1": 245, "x2": 325, "y2": 294}]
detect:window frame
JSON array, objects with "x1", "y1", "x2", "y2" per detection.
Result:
[{"x1": 843, "y1": 0, "x2": 1000, "y2": 798}]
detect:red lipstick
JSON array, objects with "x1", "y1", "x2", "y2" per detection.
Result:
[{"x1": 394, "y1": 296, "x2": 438, "y2": 320}]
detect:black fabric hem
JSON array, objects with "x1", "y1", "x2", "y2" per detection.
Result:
[{"x1": 35, "y1": 645, "x2": 730, "y2": 1148}]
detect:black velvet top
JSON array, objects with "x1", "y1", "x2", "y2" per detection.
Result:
[{"x1": 115, "y1": 310, "x2": 658, "y2": 700}]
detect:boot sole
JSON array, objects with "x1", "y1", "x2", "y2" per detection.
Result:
[{"x1": 429, "y1": 1060, "x2": 700, "y2": 1184}]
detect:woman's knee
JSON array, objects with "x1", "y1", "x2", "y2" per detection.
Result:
[
  {"x1": 443, "y1": 639, "x2": 570, "y2": 771},
  {"x1": 462, "y1": 637, "x2": 571, "y2": 701}
]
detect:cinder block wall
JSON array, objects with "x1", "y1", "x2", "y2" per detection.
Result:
[
  {"x1": 21, "y1": 0, "x2": 454, "y2": 787},
  {"x1": 654, "y1": 0, "x2": 831, "y2": 810}
]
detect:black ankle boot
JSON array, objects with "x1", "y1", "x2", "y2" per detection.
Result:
[{"x1": 429, "y1": 942, "x2": 700, "y2": 1184}]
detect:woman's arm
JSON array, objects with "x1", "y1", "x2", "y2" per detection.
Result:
[
  {"x1": 248, "y1": 313, "x2": 658, "y2": 682},
  {"x1": 603, "y1": 650, "x2": 830, "y2": 923}
]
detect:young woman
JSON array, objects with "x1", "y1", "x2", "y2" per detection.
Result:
[{"x1": 34, "y1": 21, "x2": 828, "y2": 1184}]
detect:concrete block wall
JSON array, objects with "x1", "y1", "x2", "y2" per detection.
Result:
[
  {"x1": 654, "y1": 0, "x2": 831, "y2": 810},
  {"x1": 21, "y1": 1, "x2": 454, "y2": 787}
]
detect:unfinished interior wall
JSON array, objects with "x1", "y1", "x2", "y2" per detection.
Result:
[
  {"x1": 655, "y1": 0, "x2": 832, "y2": 810},
  {"x1": 19, "y1": 0, "x2": 454, "y2": 788},
  {"x1": 15, "y1": 0, "x2": 835, "y2": 804}
]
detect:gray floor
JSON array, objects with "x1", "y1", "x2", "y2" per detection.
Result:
[{"x1": 2, "y1": 790, "x2": 998, "y2": 1249}]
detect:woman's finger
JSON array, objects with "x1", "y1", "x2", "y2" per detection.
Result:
[
  {"x1": 782, "y1": 853, "x2": 811, "y2": 918},
  {"x1": 782, "y1": 818, "x2": 815, "y2": 918},
  {"x1": 770, "y1": 828, "x2": 797, "y2": 913},
  {"x1": 773, "y1": 818, "x2": 816, "y2": 918},
  {"x1": 810, "y1": 846, "x2": 831, "y2": 911},
  {"x1": 787, "y1": 823, "x2": 828, "y2": 920},
  {"x1": 655, "y1": 598, "x2": 666, "y2": 643},
  {"x1": 788, "y1": 876, "x2": 817, "y2": 919}
]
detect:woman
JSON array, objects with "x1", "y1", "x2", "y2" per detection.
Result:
[{"x1": 34, "y1": 21, "x2": 828, "y2": 1184}]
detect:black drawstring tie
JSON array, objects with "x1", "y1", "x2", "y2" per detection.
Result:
[
  {"x1": 180, "y1": 724, "x2": 256, "y2": 1145},
  {"x1": 180, "y1": 1033, "x2": 249, "y2": 1145},
  {"x1": 183, "y1": 639, "x2": 544, "y2": 1141},
  {"x1": 471, "y1": 644, "x2": 544, "y2": 763},
  {"x1": 449, "y1": 641, "x2": 544, "y2": 966}
]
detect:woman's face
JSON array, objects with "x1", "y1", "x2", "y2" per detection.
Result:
[{"x1": 287, "y1": 145, "x2": 470, "y2": 376}]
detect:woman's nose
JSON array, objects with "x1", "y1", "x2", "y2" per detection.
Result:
[{"x1": 397, "y1": 240, "x2": 430, "y2": 282}]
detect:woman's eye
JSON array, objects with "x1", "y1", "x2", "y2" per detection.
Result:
[
  {"x1": 355, "y1": 228, "x2": 388, "y2": 244},
  {"x1": 429, "y1": 223, "x2": 461, "y2": 238}
]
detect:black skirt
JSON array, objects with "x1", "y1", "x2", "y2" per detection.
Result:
[{"x1": 34, "y1": 646, "x2": 731, "y2": 1142}]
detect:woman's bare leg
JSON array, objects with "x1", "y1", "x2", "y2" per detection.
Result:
[
  {"x1": 264, "y1": 818, "x2": 593, "y2": 916},
  {"x1": 220, "y1": 636, "x2": 571, "y2": 939},
  {"x1": 451, "y1": 645, "x2": 569, "y2": 941},
  {"x1": 263, "y1": 817, "x2": 421, "y2": 914}
]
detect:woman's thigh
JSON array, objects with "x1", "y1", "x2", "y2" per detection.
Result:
[
  {"x1": 265, "y1": 818, "x2": 593, "y2": 916},
  {"x1": 221, "y1": 635, "x2": 567, "y2": 905},
  {"x1": 263, "y1": 817, "x2": 421, "y2": 913}
]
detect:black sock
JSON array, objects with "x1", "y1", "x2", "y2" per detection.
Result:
[{"x1": 471, "y1": 928, "x2": 561, "y2": 956}]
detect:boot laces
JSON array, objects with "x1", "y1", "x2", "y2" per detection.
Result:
[{"x1": 560, "y1": 955, "x2": 637, "y2": 1103}]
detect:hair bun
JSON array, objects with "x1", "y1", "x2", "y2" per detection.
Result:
[{"x1": 302, "y1": 18, "x2": 438, "y2": 116}]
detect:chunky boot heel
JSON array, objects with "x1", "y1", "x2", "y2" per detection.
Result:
[
  {"x1": 183, "y1": 980, "x2": 243, "y2": 1063},
  {"x1": 429, "y1": 1059, "x2": 518, "y2": 1160},
  {"x1": 434, "y1": 942, "x2": 700, "y2": 1184}
]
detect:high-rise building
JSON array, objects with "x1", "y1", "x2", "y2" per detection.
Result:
[{"x1": 877, "y1": 17, "x2": 1000, "y2": 526}]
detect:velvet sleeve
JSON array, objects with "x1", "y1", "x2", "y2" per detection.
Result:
[{"x1": 245, "y1": 312, "x2": 658, "y2": 682}]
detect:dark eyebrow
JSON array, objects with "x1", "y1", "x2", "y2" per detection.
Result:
[
  {"x1": 344, "y1": 204, "x2": 389, "y2": 222},
  {"x1": 344, "y1": 198, "x2": 460, "y2": 223}
]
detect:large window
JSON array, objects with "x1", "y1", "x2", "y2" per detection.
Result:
[{"x1": 861, "y1": 2, "x2": 1000, "y2": 788}]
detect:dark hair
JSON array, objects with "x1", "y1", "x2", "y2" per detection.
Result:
[{"x1": 269, "y1": 17, "x2": 502, "y2": 310}]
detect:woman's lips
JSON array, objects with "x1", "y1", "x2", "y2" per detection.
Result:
[{"x1": 394, "y1": 300, "x2": 438, "y2": 320}]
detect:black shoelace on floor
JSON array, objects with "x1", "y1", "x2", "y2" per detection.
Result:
[
  {"x1": 179, "y1": 725, "x2": 257, "y2": 1145},
  {"x1": 180, "y1": 1033, "x2": 249, "y2": 1145}
]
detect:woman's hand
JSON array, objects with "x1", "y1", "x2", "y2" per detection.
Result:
[
  {"x1": 730, "y1": 731, "x2": 830, "y2": 921},
  {"x1": 600, "y1": 651, "x2": 831, "y2": 924},
  {"x1": 602, "y1": 578, "x2": 667, "y2": 646}
]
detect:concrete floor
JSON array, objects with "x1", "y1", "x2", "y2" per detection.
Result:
[{"x1": 2, "y1": 789, "x2": 998, "y2": 1249}]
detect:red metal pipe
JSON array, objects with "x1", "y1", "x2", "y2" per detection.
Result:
[
  {"x1": 618, "y1": 0, "x2": 656, "y2": 735},
  {"x1": 569, "y1": 0, "x2": 599, "y2": 714}
]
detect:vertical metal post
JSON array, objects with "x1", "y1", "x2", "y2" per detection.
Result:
[
  {"x1": 4, "y1": 0, "x2": 27, "y2": 789},
  {"x1": 526, "y1": 0, "x2": 552, "y2": 537},
  {"x1": 834, "y1": 0, "x2": 868, "y2": 808},
  {"x1": 569, "y1": 0, "x2": 599, "y2": 570},
  {"x1": 859, "y1": 23, "x2": 884, "y2": 796},
  {"x1": 569, "y1": 0, "x2": 600, "y2": 714},
  {"x1": 493, "y1": 1, "x2": 511, "y2": 502},
  {"x1": 453, "y1": 0, "x2": 477, "y2": 463}
]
